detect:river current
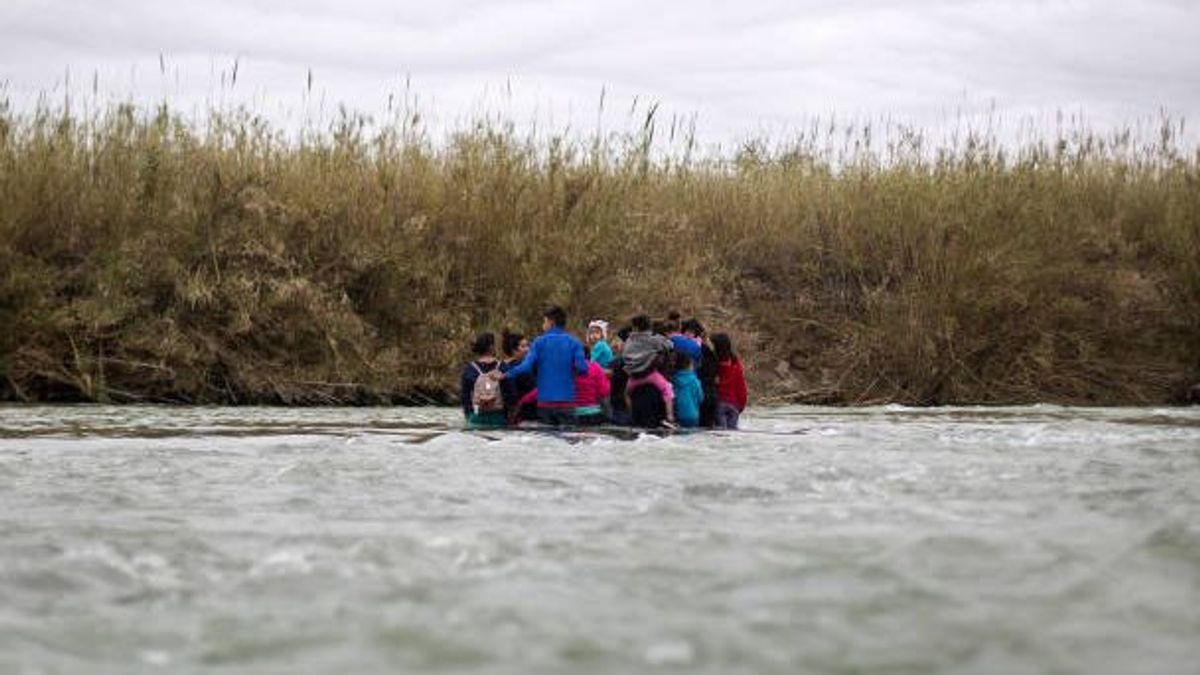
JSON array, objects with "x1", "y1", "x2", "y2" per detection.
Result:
[{"x1": 1, "y1": 405, "x2": 1198, "y2": 674}]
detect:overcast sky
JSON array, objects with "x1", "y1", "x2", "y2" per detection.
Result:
[{"x1": 2, "y1": 0, "x2": 1198, "y2": 147}]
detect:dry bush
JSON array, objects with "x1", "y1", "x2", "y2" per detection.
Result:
[{"x1": 0, "y1": 101, "x2": 1196, "y2": 404}]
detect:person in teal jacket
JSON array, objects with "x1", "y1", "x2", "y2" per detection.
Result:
[
  {"x1": 671, "y1": 352, "x2": 704, "y2": 428},
  {"x1": 587, "y1": 319, "x2": 614, "y2": 369}
]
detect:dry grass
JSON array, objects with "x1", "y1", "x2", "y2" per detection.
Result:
[{"x1": 0, "y1": 99, "x2": 1196, "y2": 404}]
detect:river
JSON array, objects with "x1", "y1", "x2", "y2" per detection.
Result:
[{"x1": 1, "y1": 405, "x2": 1198, "y2": 674}]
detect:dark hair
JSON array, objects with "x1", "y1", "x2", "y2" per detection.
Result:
[
  {"x1": 631, "y1": 314, "x2": 651, "y2": 332},
  {"x1": 652, "y1": 320, "x2": 668, "y2": 335},
  {"x1": 663, "y1": 310, "x2": 681, "y2": 334},
  {"x1": 616, "y1": 325, "x2": 632, "y2": 342},
  {"x1": 472, "y1": 332, "x2": 496, "y2": 356},
  {"x1": 544, "y1": 305, "x2": 567, "y2": 327},
  {"x1": 582, "y1": 343, "x2": 592, "y2": 360},
  {"x1": 501, "y1": 330, "x2": 525, "y2": 358},
  {"x1": 681, "y1": 318, "x2": 705, "y2": 337},
  {"x1": 712, "y1": 333, "x2": 736, "y2": 362}
]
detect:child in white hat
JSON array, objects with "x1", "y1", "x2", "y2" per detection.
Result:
[{"x1": 586, "y1": 319, "x2": 614, "y2": 369}]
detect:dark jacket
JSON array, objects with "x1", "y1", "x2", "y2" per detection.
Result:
[
  {"x1": 500, "y1": 358, "x2": 537, "y2": 414},
  {"x1": 697, "y1": 343, "x2": 718, "y2": 427},
  {"x1": 629, "y1": 381, "x2": 668, "y2": 428},
  {"x1": 609, "y1": 355, "x2": 629, "y2": 414}
]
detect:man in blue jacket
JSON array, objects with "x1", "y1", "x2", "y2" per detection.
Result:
[{"x1": 498, "y1": 306, "x2": 588, "y2": 426}]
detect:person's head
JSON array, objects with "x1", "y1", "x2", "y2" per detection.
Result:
[
  {"x1": 652, "y1": 320, "x2": 668, "y2": 336},
  {"x1": 681, "y1": 318, "x2": 705, "y2": 339},
  {"x1": 472, "y1": 332, "x2": 496, "y2": 357},
  {"x1": 713, "y1": 333, "x2": 736, "y2": 362},
  {"x1": 615, "y1": 325, "x2": 632, "y2": 352},
  {"x1": 543, "y1": 305, "x2": 567, "y2": 331},
  {"x1": 631, "y1": 314, "x2": 651, "y2": 332},
  {"x1": 501, "y1": 330, "x2": 529, "y2": 361},
  {"x1": 587, "y1": 319, "x2": 609, "y2": 344},
  {"x1": 664, "y1": 310, "x2": 682, "y2": 334}
]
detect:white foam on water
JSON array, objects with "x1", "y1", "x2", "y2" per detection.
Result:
[{"x1": 1, "y1": 404, "x2": 1198, "y2": 673}]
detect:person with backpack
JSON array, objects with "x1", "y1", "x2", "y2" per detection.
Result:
[
  {"x1": 495, "y1": 305, "x2": 589, "y2": 426},
  {"x1": 460, "y1": 333, "x2": 506, "y2": 427}
]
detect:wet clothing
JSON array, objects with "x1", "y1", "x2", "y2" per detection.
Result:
[
  {"x1": 460, "y1": 359, "x2": 502, "y2": 420},
  {"x1": 590, "y1": 340, "x2": 614, "y2": 369},
  {"x1": 716, "y1": 358, "x2": 748, "y2": 412},
  {"x1": 629, "y1": 383, "x2": 668, "y2": 428},
  {"x1": 514, "y1": 388, "x2": 583, "y2": 427},
  {"x1": 467, "y1": 410, "x2": 507, "y2": 428},
  {"x1": 609, "y1": 355, "x2": 631, "y2": 425},
  {"x1": 715, "y1": 401, "x2": 741, "y2": 430},
  {"x1": 538, "y1": 406, "x2": 578, "y2": 427},
  {"x1": 697, "y1": 343, "x2": 718, "y2": 427},
  {"x1": 672, "y1": 369, "x2": 703, "y2": 428},
  {"x1": 622, "y1": 331, "x2": 673, "y2": 376},
  {"x1": 505, "y1": 326, "x2": 588, "y2": 404}
]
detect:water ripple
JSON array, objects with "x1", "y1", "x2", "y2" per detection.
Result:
[{"x1": 1, "y1": 404, "x2": 1198, "y2": 673}]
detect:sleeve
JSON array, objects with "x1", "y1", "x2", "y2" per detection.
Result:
[
  {"x1": 656, "y1": 335, "x2": 674, "y2": 354},
  {"x1": 460, "y1": 364, "x2": 476, "y2": 419},
  {"x1": 518, "y1": 388, "x2": 538, "y2": 408}
]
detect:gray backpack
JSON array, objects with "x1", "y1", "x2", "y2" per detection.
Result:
[{"x1": 471, "y1": 363, "x2": 504, "y2": 414}]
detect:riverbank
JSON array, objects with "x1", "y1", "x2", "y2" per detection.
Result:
[{"x1": 1, "y1": 103, "x2": 1197, "y2": 405}]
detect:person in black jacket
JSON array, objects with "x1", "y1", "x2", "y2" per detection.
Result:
[
  {"x1": 460, "y1": 333, "x2": 505, "y2": 427},
  {"x1": 499, "y1": 330, "x2": 537, "y2": 423},
  {"x1": 608, "y1": 326, "x2": 633, "y2": 425}
]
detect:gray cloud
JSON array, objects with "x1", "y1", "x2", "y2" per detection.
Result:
[{"x1": 2, "y1": 0, "x2": 1196, "y2": 146}]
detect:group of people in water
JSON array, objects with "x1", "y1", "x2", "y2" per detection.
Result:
[{"x1": 460, "y1": 306, "x2": 748, "y2": 430}]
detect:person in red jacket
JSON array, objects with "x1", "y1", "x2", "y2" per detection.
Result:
[{"x1": 712, "y1": 333, "x2": 747, "y2": 430}]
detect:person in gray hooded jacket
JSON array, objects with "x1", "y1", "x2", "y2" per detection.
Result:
[{"x1": 621, "y1": 314, "x2": 674, "y2": 376}]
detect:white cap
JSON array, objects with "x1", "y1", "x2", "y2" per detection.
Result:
[{"x1": 587, "y1": 319, "x2": 609, "y2": 338}]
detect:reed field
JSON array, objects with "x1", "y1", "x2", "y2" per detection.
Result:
[{"x1": 0, "y1": 98, "x2": 1197, "y2": 405}]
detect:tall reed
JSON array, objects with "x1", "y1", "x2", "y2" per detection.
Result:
[{"x1": 0, "y1": 100, "x2": 1196, "y2": 404}]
